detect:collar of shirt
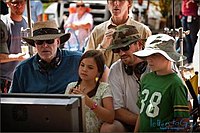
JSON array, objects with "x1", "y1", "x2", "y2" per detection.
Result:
[{"x1": 107, "y1": 16, "x2": 133, "y2": 29}]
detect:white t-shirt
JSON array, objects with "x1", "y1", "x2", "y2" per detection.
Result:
[
  {"x1": 108, "y1": 60, "x2": 141, "y2": 114},
  {"x1": 65, "y1": 12, "x2": 93, "y2": 50}
]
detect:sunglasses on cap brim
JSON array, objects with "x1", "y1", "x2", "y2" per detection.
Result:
[
  {"x1": 35, "y1": 39, "x2": 55, "y2": 45},
  {"x1": 112, "y1": 44, "x2": 131, "y2": 53}
]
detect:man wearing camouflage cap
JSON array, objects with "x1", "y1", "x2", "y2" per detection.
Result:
[
  {"x1": 85, "y1": 0, "x2": 151, "y2": 68},
  {"x1": 100, "y1": 25, "x2": 148, "y2": 132}
]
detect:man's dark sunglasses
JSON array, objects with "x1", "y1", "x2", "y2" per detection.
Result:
[
  {"x1": 76, "y1": 4, "x2": 85, "y2": 8},
  {"x1": 11, "y1": 1, "x2": 25, "y2": 5},
  {"x1": 112, "y1": 44, "x2": 131, "y2": 53},
  {"x1": 35, "y1": 39, "x2": 55, "y2": 45}
]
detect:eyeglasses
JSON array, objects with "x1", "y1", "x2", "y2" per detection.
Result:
[
  {"x1": 10, "y1": 1, "x2": 25, "y2": 6},
  {"x1": 112, "y1": 44, "x2": 131, "y2": 53},
  {"x1": 76, "y1": 5, "x2": 85, "y2": 8},
  {"x1": 35, "y1": 39, "x2": 55, "y2": 45},
  {"x1": 108, "y1": 0, "x2": 126, "y2": 4}
]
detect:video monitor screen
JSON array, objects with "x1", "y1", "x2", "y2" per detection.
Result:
[{"x1": 0, "y1": 93, "x2": 85, "y2": 132}]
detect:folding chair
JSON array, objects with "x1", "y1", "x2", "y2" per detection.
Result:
[
  {"x1": 185, "y1": 72, "x2": 199, "y2": 131},
  {"x1": 63, "y1": 28, "x2": 81, "y2": 52}
]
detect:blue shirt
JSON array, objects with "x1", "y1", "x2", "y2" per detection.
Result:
[
  {"x1": 23, "y1": 1, "x2": 43, "y2": 22},
  {"x1": 9, "y1": 50, "x2": 82, "y2": 94}
]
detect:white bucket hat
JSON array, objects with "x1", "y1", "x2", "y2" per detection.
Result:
[{"x1": 133, "y1": 34, "x2": 186, "y2": 62}]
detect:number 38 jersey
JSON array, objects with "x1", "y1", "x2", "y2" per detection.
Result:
[{"x1": 138, "y1": 72, "x2": 190, "y2": 132}]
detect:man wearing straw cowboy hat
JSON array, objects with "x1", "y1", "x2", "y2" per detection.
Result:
[{"x1": 9, "y1": 20, "x2": 82, "y2": 93}]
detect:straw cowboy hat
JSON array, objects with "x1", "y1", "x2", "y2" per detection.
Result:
[{"x1": 23, "y1": 20, "x2": 71, "y2": 47}]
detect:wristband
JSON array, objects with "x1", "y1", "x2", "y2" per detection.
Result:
[{"x1": 90, "y1": 102, "x2": 98, "y2": 110}]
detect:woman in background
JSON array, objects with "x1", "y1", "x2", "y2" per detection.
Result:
[{"x1": 64, "y1": 1, "x2": 93, "y2": 51}]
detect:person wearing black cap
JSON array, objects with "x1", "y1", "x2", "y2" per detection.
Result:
[{"x1": 9, "y1": 20, "x2": 82, "y2": 93}]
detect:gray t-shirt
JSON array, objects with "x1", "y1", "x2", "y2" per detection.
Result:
[{"x1": 0, "y1": 15, "x2": 28, "y2": 81}]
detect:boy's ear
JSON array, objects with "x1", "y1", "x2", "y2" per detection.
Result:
[{"x1": 137, "y1": 39, "x2": 144, "y2": 50}]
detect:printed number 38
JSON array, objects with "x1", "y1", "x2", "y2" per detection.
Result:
[{"x1": 140, "y1": 89, "x2": 162, "y2": 118}]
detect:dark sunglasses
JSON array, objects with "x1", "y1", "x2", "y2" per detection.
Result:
[
  {"x1": 112, "y1": 44, "x2": 131, "y2": 53},
  {"x1": 76, "y1": 5, "x2": 85, "y2": 8},
  {"x1": 35, "y1": 39, "x2": 55, "y2": 45},
  {"x1": 108, "y1": 0, "x2": 126, "y2": 3},
  {"x1": 11, "y1": 1, "x2": 25, "y2": 6}
]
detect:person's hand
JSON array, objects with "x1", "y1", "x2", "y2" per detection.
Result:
[
  {"x1": 8, "y1": 53, "x2": 26, "y2": 61},
  {"x1": 71, "y1": 24, "x2": 79, "y2": 30},
  {"x1": 65, "y1": 24, "x2": 79, "y2": 30},
  {"x1": 100, "y1": 28, "x2": 115, "y2": 49},
  {"x1": 0, "y1": 53, "x2": 26, "y2": 63},
  {"x1": 69, "y1": 86, "x2": 91, "y2": 107},
  {"x1": 70, "y1": 85, "x2": 86, "y2": 95}
]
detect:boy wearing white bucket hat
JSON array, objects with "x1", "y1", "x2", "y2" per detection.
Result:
[
  {"x1": 134, "y1": 34, "x2": 190, "y2": 132},
  {"x1": 9, "y1": 20, "x2": 82, "y2": 93}
]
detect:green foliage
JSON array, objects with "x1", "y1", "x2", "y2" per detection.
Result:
[
  {"x1": 43, "y1": 3, "x2": 52, "y2": 10},
  {"x1": 41, "y1": 0, "x2": 58, "y2": 3}
]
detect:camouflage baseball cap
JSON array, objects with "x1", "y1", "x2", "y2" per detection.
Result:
[
  {"x1": 133, "y1": 34, "x2": 187, "y2": 62},
  {"x1": 107, "y1": 25, "x2": 140, "y2": 50}
]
